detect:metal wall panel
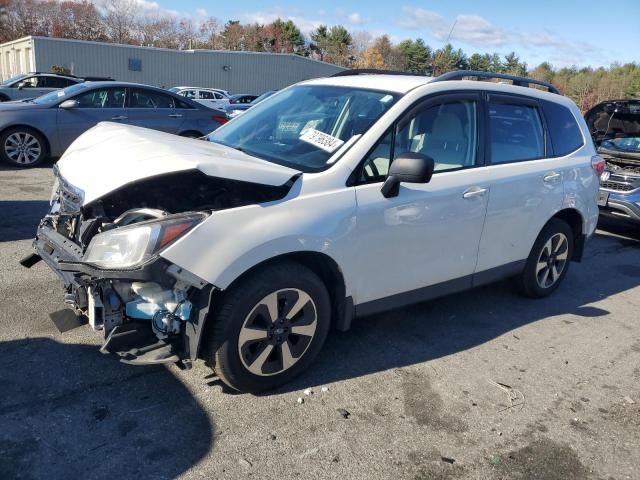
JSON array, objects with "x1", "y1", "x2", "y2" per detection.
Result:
[{"x1": 23, "y1": 37, "x2": 344, "y2": 94}]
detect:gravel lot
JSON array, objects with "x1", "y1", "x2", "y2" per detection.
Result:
[{"x1": 1, "y1": 163, "x2": 639, "y2": 480}]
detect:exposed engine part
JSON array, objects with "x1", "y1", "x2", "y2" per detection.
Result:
[
  {"x1": 114, "y1": 208, "x2": 169, "y2": 226},
  {"x1": 604, "y1": 159, "x2": 640, "y2": 176},
  {"x1": 152, "y1": 310, "x2": 182, "y2": 338},
  {"x1": 84, "y1": 170, "x2": 292, "y2": 220},
  {"x1": 87, "y1": 285, "x2": 124, "y2": 332}
]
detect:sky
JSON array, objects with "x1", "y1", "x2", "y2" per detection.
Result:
[{"x1": 137, "y1": 0, "x2": 639, "y2": 68}]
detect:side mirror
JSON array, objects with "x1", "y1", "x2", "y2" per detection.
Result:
[
  {"x1": 381, "y1": 152, "x2": 435, "y2": 198},
  {"x1": 59, "y1": 99, "x2": 79, "y2": 109}
]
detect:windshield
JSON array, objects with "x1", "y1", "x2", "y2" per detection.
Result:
[
  {"x1": 251, "y1": 91, "x2": 275, "y2": 104},
  {"x1": 31, "y1": 83, "x2": 89, "y2": 105},
  {"x1": 1, "y1": 74, "x2": 25, "y2": 86},
  {"x1": 208, "y1": 85, "x2": 399, "y2": 171},
  {"x1": 168, "y1": 87, "x2": 180, "y2": 93},
  {"x1": 600, "y1": 136, "x2": 640, "y2": 153}
]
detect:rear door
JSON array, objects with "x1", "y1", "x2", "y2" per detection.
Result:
[
  {"x1": 126, "y1": 87, "x2": 185, "y2": 133},
  {"x1": 56, "y1": 86, "x2": 128, "y2": 151},
  {"x1": 475, "y1": 93, "x2": 564, "y2": 274}
]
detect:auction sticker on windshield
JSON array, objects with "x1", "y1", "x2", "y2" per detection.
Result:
[{"x1": 300, "y1": 128, "x2": 344, "y2": 153}]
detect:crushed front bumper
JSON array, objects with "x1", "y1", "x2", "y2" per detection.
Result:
[{"x1": 26, "y1": 222, "x2": 214, "y2": 366}]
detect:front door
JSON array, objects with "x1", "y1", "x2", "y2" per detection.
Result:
[
  {"x1": 56, "y1": 86, "x2": 127, "y2": 151},
  {"x1": 352, "y1": 93, "x2": 490, "y2": 309}
]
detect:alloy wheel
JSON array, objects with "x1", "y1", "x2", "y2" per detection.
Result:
[
  {"x1": 238, "y1": 288, "x2": 317, "y2": 377},
  {"x1": 535, "y1": 232, "x2": 569, "y2": 289},
  {"x1": 4, "y1": 132, "x2": 42, "y2": 165}
]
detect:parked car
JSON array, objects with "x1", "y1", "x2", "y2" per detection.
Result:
[
  {"x1": 23, "y1": 70, "x2": 600, "y2": 393},
  {"x1": 224, "y1": 90, "x2": 277, "y2": 118},
  {"x1": 0, "y1": 81, "x2": 227, "y2": 167},
  {"x1": 0, "y1": 72, "x2": 113, "y2": 102},
  {"x1": 229, "y1": 94, "x2": 258, "y2": 104},
  {"x1": 169, "y1": 86, "x2": 230, "y2": 109},
  {"x1": 585, "y1": 99, "x2": 640, "y2": 224}
]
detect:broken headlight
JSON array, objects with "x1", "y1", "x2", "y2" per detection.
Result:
[{"x1": 83, "y1": 213, "x2": 206, "y2": 269}]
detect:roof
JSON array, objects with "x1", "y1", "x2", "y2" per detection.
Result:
[{"x1": 303, "y1": 74, "x2": 431, "y2": 94}]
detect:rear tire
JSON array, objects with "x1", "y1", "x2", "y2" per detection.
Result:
[
  {"x1": 203, "y1": 261, "x2": 331, "y2": 393},
  {"x1": 517, "y1": 218, "x2": 574, "y2": 298},
  {"x1": 0, "y1": 94, "x2": 9, "y2": 102},
  {"x1": 0, "y1": 127, "x2": 47, "y2": 167}
]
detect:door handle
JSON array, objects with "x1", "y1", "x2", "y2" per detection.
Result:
[
  {"x1": 463, "y1": 186, "x2": 488, "y2": 199},
  {"x1": 168, "y1": 113, "x2": 184, "y2": 118},
  {"x1": 543, "y1": 172, "x2": 561, "y2": 183},
  {"x1": 111, "y1": 115, "x2": 128, "y2": 120}
]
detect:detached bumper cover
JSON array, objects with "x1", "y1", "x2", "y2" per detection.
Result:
[{"x1": 31, "y1": 223, "x2": 214, "y2": 363}]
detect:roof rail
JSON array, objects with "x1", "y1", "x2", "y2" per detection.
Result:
[
  {"x1": 432, "y1": 70, "x2": 559, "y2": 94},
  {"x1": 331, "y1": 68, "x2": 426, "y2": 77}
]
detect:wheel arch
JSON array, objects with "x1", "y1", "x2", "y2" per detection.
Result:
[
  {"x1": 0, "y1": 93, "x2": 9, "y2": 102},
  {"x1": 210, "y1": 251, "x2": 352, "y2": 335},
  {"x1": 549, "y1": 208, "x2": 585, "y2": 261},
  {"x1": 0, "y1": 124, "x2": 51, "y2": 157},
  {"x1": 178, "y1": 129, "x2": 204, "y2": 138}
]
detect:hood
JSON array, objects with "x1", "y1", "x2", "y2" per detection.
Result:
[
  {"x1": 585, "y1": 99, "x2": 640, "y2": 145},
  {"x1": 57, "y1": 122, "x2": 301, "y2": 205},
  {"x1": 0, "y1": 101, "x2": 44, "y2": 111}
]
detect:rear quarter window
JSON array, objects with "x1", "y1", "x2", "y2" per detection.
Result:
[{"x1": 542, "y1": 100, "x2": 584, "y2": 156}]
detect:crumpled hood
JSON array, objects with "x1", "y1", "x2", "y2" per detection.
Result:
[
  {"x1": 585, "y1": 100, "x2": 640, "y2": 144},
  {"x1": 57, "y1": 122, "x2": 300, "y2": 204}
]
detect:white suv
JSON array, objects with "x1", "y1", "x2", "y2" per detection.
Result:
[
  {"x1": 168, "y1": 86, "x2": 230, "y2": 109},
  {"x1": 24, "y1": 70, "x2": 601, "y2": 393}
]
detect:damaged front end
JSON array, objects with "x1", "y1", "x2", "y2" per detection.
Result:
[{"x1": 23, "y1": 167, "x2": 294, "y2": 367}]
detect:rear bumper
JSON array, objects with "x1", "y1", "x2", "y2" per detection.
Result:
[{"x1": 599, "y1": 189, "x2": 640, "y2": 223}]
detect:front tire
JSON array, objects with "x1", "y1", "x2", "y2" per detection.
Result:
[
  {"x1": 203, "y1": 261, "x2": 331, "y2": 393},
  {"x1": 0, "y1": 127, "x2": 47, "y2": 167},
  {"x1": 517, "y1": 218, "x2": 574, "y2": 298}
]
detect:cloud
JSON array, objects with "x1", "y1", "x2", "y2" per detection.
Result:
[
  {"x1": 195, "y1": 8, "x2": 208, "y2": 18},
  {"x1": 397, "y1": 6, "x2": 604, "y2": 65},
  {"x1": 347, "y1": 13, "x2": 363, "y2": 25}
]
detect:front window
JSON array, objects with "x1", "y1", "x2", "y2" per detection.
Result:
[{"x1": 208, "y1": 85, "x2": 400, "y2": 172}]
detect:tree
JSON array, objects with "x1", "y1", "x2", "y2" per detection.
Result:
[
  {"x1": 432, "y1": 43, "x2": 467, "y2": 75},
  {"x1": 468, "y1": 53, "x2": 491, "y2": 72},
  {"x1": 311, "y1": 24, "x2": 352, "y2": 65},
  {"x1": 101, "y1": 0, "x2": 139, "y2": 44},
  {"x1": 397, "y1": 38, "x2": 431, "y2": 74},
  {"x1": 268, "y1": 18, "x2": 303, "y2": 54},
  {"x1": 220, "y1": 20, "x2": 243, "y2": 50},
  {"x1": 503, "y1": 51, "x2": 526, "y2": 76}
]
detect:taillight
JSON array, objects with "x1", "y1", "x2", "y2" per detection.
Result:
[
  {"x1": 591, "y1": 155, "x2": 605, "y2": 176},
  {"x1": 212, "y1": 115, "x2": 228, "y2": 125}
]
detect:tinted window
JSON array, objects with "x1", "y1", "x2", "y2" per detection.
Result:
[
  {"x1": 181, "y1": 89, "x2": 197, "y2": 99},
  {"x1": 489, "y1": 102, "x2": 545, "y2": 163},
  {"x1": 75, "y1": 88, "x2": 125, "y2": 108},
  {"x1": 175, "y1": 98, "x2": 195, "y2": 109},
  {"x1": 542, "y1": 100, "x2": 584, "y2": 156},
  {"x1": 47, "y1": 77, "x2": 76, "y2": 88},
  {"x1": 130, "y1": 89, "x2": 175, "y2": 108},
  {"x1": 199, "y1": 90, "x2": 214, "y2": 99}
]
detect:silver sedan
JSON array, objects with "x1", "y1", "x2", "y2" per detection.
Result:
[{"x1": 0, "y1": 81, "x2": 228, "y2": 167}]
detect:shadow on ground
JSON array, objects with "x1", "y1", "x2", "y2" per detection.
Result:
[
  {"x1": 0, "y1": 200, "x2": 50, "y2": 242},
  {"x1": 274, "y1": 228, "x2": 640, "y2": 394},
  {"x1": 0, "y1": 338, "x2": 214, "y2": 480}
]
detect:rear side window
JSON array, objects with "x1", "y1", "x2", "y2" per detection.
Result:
[
  {"x1": 130, "y1": 88, "x2": 175, "y2": 108},
  {"x1": 489, "y1": 102, "x2": 545, "y2": 163},
  {"x1": 541, "y1": 100, "x2": 584, "y2": 156}
]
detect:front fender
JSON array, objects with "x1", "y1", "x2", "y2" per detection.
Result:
[{"x1": 160, "y1": 187, "x2": 358, "y2": 293}]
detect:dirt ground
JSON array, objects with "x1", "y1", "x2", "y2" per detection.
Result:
[{"x1": 1, "y1": 163, "x2": 638, "y2": 480}]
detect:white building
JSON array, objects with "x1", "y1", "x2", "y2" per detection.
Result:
[{"x1": 0, "y1": 36, "x2": 344, "y2": 94}]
